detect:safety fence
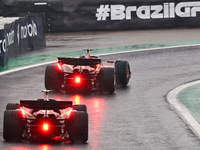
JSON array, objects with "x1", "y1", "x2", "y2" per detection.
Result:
[
  {"x1": 0, "y1": 13, "x2": 45, "y2": 66},
  {"x1": 1, "y1": 0, "x2": 200, "y2": 32}
]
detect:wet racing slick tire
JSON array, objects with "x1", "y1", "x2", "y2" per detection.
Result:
[
  {"x1": 6, "y1": 103, "x2": 20, "y2": 110},
  {"x1": 115, "y1": 61, "x2": 131, "y2": 86},
  {"x1": 99, "y1": 67, "x2": 116, "y2": 93},
  {"x1": 68, "y1": 111, "x2": 88, "y2": 143},
  {"x1": 45, "y1": 64, "x2": 63, "y2": 91},
  {"x1": 3, "y1": 110, "x2": 23, "y2": 141},
  {"x1": 73, "y1": 105, "x2": 87, "y2": 112}
]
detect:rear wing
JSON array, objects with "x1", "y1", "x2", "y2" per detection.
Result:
[
  {"x1": 20, "y1": 100, "x2": 72, "y2": 110},
  {"x1": 58, "y1": 57, "x2": 101, "y2": 66}
]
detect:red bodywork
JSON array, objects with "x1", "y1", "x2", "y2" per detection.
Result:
[{"x1": 56, "y1": 57, "x2": 114, "y2": 92}]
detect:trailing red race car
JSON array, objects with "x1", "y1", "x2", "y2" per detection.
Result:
[
  {"x1": 45, "y1": 49, "x2": 131, "y2": 93},
  {"x1": 3, "y1": 90, "x2": 88, "y2": 143}
]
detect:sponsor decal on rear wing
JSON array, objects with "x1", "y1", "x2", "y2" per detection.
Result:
[
  {"x1": 58, "y1": 57, "x2": 101, "y2": 66},
  {"x1": 20, "y1": 100, "x2": 72, "y2": 110}
]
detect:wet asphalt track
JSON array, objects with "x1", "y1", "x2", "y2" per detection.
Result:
[{"x1": 1, "y1": 29, "x2": 200, "y2": 149}]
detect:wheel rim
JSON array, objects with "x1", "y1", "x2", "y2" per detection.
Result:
[
  {"x1": 126, "y1": 66, "x2": 130, "y2": 80},
  {"x1": 114, "y1": 74, "x2": 116, "y2": 87}
]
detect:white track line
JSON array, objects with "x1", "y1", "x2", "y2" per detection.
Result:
[
  {"x1": 98, "y1": 43, "x2": 200, "y2": 56},
  {"x1": 167, "y1": 81, "x2": 200, "y2": 139},
  {"x1": 0, "y1": 61, "x2": 56, "y2": 76},
  {"x1": 1, "y1": 43, "x2": 200, "y2": 76}
]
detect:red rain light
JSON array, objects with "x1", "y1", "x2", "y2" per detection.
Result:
[
  {"x1": 95, "y1": 64, "x2": 101, "y2": 72},
  {"x1": 20, "y1": 107, "x2": 25, "y2": 116},
  {"x1": 75, "y1": 77, "x2": 81, "y2": 83},
  {"x1": 43, "y1": 123, "x2": 49, "y2": 131},
  {"x1": 67, "y1": 108, "x2": 73, "y2": 118},
  {"x1": 57, "y1": 62, "x2": 62, "y2": 71}
]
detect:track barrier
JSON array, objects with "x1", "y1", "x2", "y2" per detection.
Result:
[
  {"x1": 0, "y1": 13, "x2": 46, "y2": 67},
  {"x1": 1, "y1": 0, "x2": 200, "y2": 32}
]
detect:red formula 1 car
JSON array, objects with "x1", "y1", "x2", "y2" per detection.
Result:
[
  {"x1": 45, "y1": 49, "x2": 131, "y2": 93},
  {"x1": 3, "y1": 90, "x2": 88, "y2": 143}
]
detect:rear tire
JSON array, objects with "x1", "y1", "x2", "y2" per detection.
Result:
[
  {"x1": 6, "y1": 103, "x2": 20, "y2": 110},
  {"x1": 99, "y1": 67, "x2": 116, "y2": 93},
  {"x1": 3, "y1": 110, "x2": 23, "y2": 141},
  {"x1": 73, "y1": 105, "x2": 87, "y2": 112},
  {"x1": 45, "y1": 64, "x2": 63, "y2": 91},
  {"x1": 115, "y1": 61, "x2": 131, "y2": 86},
  {"x1": 68, "y1": 111, "x2": 88, "y2": 143}
]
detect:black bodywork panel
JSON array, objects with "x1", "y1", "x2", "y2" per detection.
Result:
[
  {"x1": 20, "y1": 100, "x2": 72, "y2": 110},
  {"x1": 58, "y1": 57, "x2": 101, "y2": 66}
]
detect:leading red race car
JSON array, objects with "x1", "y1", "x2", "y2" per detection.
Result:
[{"x1": 45, "y1": 49, "x2": 131, "y2": 93}]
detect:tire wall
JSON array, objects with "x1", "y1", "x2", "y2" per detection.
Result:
[
  {"x1": 0, "y1": 13, "x2": 46, "y2": 66},
  {"x1": 1, "y1": 0, "x2": 200, "y2": 32}
]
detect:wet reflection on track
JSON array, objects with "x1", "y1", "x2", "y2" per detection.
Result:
[{"x1": 51, "y1": 91, "x2": 106, "y2": 149}]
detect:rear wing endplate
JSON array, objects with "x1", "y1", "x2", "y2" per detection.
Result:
[
  {"x1": 58, "y1": 57, "x2": 101, "y2": 66},
  {"x1": 20, "y1": 100, "x2": 72, "y2": 110}
]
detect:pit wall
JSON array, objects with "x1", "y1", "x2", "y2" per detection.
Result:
[{"x1": 0, "y1": 13, "x2": 46, "y2": 66}]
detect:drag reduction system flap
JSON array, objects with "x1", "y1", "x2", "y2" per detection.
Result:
[
  {"x1": 58, "y1": 57, "x2": 101, "y2": 66},
  {"x1": 20, "y1": 100, "x2": 72, "y2": 110}
]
